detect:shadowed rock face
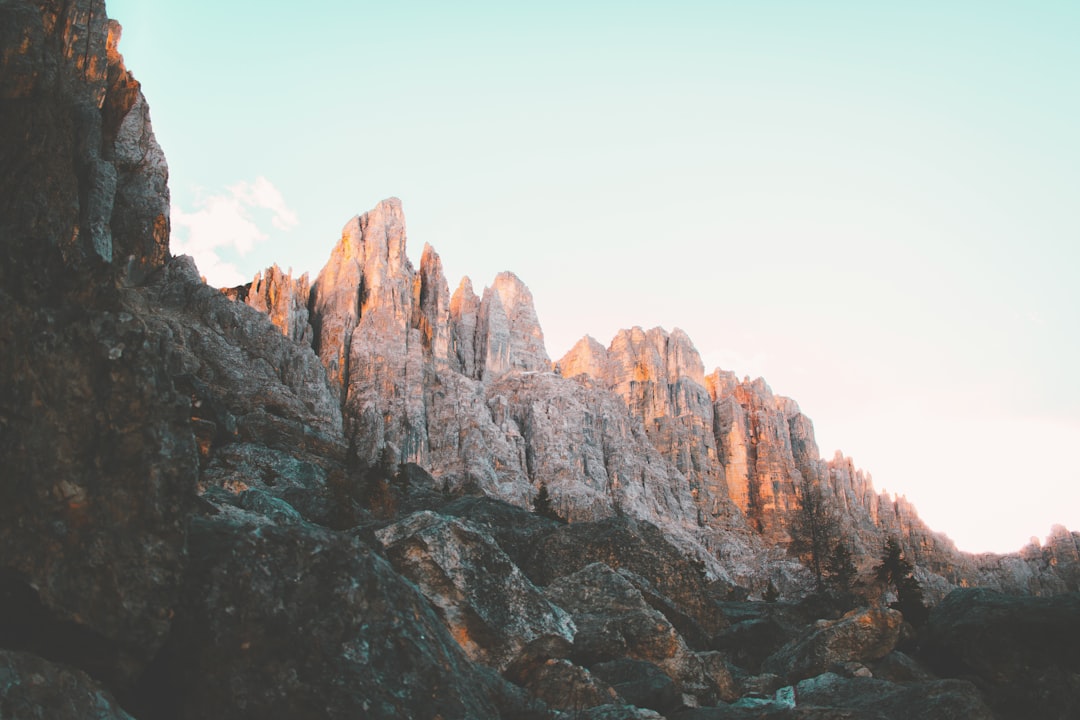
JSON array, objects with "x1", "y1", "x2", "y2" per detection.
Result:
[
  {"x1": 0, "y1": 0, "x2": 193, "y2": 688},
  {"x1": 134, "y1": 512, "x2": 534, "y2": 720},
  {"x1": 0, "y1": 650, "x2": 134, "y2": 720},
  {"x1": 921, "y1": 589, "x2": 1080, "y2": 720},
  {"x1": 376, "y1": 511, "x2": 577, "y2": 673}
]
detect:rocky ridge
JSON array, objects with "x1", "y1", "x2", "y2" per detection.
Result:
[
  {"x1": 3, "y1": 2, "x2": 1080, "y2": 718},
  {"x1": 234, "y1": 199, "x2": 1079, "y2": 599}
]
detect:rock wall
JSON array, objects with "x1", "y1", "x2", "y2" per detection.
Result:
[{"x1": 0, "y1": 0, "x2": 190, "y2": 687}]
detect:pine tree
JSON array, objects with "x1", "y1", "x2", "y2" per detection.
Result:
[
  {"x1": 874, "y1": 537, "x2": 928, "y2": 625},
  {"x1": 789, "y1": 475, "x2": 860, "y2": 608},
  {"x1": 533, "y1": 483, "x2": 563, "y2": 523}
]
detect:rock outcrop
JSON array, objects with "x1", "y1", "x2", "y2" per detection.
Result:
[
  {"x1": 141, "y1": 512, "x2": 534, "y2": 720},
  {"x1": 762, "y1": 607, "x2": 903, "y2": 683},
  {"x1": 376, "y1": 511, "x2": 576, "y2": 673},
  {"x1": 0, "y1": 0, "x2": 192, "y2": 690},
  {"x1": 0, "y1": 650, "x2": 135, "y2": 720},
  {"x1": 4, "y1": 2, "x2": 1079, "y2": 718},
  {"x1": 921, "y1": 588, "x2": 1080, "y2": 720},
  {"x1": 230, "y1": 264, "x2": 313, "y2": 345}
]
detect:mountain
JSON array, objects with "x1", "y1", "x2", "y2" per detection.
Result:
[
  {"x1": 2, "y1": 2, "x2": 1078, "y2": 718},
  {"x1": 233, "y1": 199, "x2": 1080, "y2": 600}
]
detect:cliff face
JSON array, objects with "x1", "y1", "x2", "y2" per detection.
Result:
[
  {"x1": 0, "y1": 0, "x2": 187, "y2": 683},
  {"x1": 300, "y1": 205, "x2": 724, "y2": 550},
  {"x1": 275, "y1": 203, "x2": 1075, "y2": 597}
]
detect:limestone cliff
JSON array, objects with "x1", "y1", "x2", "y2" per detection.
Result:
[{"x1": 6, "y1": 3, "x2": 1080, "y2": 717}]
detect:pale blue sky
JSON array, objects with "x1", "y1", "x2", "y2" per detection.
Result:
[{"x1": 108, "y1": 0, "x2": 1080, "y2": 553}]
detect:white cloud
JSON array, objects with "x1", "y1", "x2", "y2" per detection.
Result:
[{"x1": 171, "y1": 177, "x2": 297, "y2": 288}]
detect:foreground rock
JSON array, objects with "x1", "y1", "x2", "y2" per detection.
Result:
[
  {"x1": 376, "y1": 511, "x2": 576, "y2": 672},
  {"x1": 525, "y1": 516, "x2": 728, "y2": 639},
  {"x1": 794, "y1": 672, "x2": 995, "y2": 720},
  {"x1": 139, "y1": 513, "x2": 542, "y2": 719},
  {"x1": 544, "y1": 563, "x2": 716, "y2": 708},
  {"x1": 0, "y1": 650, "x2": 134, "y2": 720},
  {"x1": 921, "y1": 588, "x2": 1080, "y2": 720},
  {"x1": 0, "y1": 0, "x2": 195, "y2": 690},
  {"x1": 763, "y1": 607, "x2": 902, "y2": 683}
]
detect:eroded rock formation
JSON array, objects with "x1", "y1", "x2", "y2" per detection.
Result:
[{"x1": 4, "y1": 2, "x2": 1079, "y2": 718}]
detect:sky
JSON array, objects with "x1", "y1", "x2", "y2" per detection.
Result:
[{"x1": 107, "y1": 0, "x2": 1079, "y2": 554}]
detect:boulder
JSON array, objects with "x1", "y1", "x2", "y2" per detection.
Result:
[
  {"x1": 590, "y1": 658, "x2": 682, "y2": 714},
  {"x1": 543, "y1": 563, "x2": 716, "y2": 702},
  {"x1": 0, "y1": 650, "x2": 134, "y2": 720},
  {"x1": 376, "y1": 511, "x2": 576, "y2": 672},
  {"x1": 794, "y1": 672, "x2": 995, "y2": 720},
  {"x1": 712, "y1": 602, "x2": 807, "y2": 672},
  {"x1": 526, "y1": 516, "x2": 728, "y2": 637},
  {"x1": 508, "y1": 657, "x2": 618, "y2": 711},
  {"x1": 439, "y1": 494, "x2": 562, "y2": 571},
  {"x1": 921, "y1": 588, "x2": 1080, "y2": 720},
  {"x1": 763, "y1": 607, "x2": 902, "y2": 682},
  {"x1": 138, "y1": 514, "x2": 535, "y2": 719}
]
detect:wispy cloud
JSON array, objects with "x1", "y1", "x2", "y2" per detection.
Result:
[{"x1": 171, "y1": 177, "x2": 298, "y2": 287}]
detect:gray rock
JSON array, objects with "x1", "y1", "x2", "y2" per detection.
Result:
[
  {"x1": 921, "y1": 588, "x2": 1080, "y2": 720},
  {"x1": 0, "y1": 651, "x2": 134, "y2": 720},
  {"x1": 763, "y1": 607, "x2": 902, "y2": 682},
  {"x1": 152, "y1": 515, "x2": 535, "y2": 719},
  {"x1": 794, "y1": 672, "x2": 995, "y2": 720},
  {"x1": 376, "y1": 511, "x2": 576, "y2": 672}
]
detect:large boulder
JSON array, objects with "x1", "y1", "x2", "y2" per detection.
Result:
[
  {"x1": 375, "y1": 510, "x2": 576, "y2": 672},
  {"x1": 712, "y1": 602, "x2": 808, "y2": 673},
  {"x1": 525, "y1": 516, "x2": 727, "y2": 637},
  {"x1": 763, "y1": 607, "x2": 902, "y2": 682},
  {"x1": 544, "y1": 563, "x2": 715, "y2": 703},
  {"x1": 590, "y1": 658, "x2": 683, "y2": 715},
  {"x1": 794, "y1": 672, "x2": 995, "y2": 720},
  {"x1": 507, "y1": 657, "x2": 619, "y2": 711},
  {"x1": 137, "y1": 513, "x2": 539, "y2": 719},
  {"x1": 0, "y1": 650, "x2": 134, "y2": 720},
  {"x1": 439, "y1": 494, "x2": 563, "y2": 571},
  {"x1": 921, "y1": 588, "x2": 1080, "y2": 720}
]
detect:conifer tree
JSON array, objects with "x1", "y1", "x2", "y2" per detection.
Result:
[
  {"x1": 874, "y1": 537, "x2": 928, "y2": 625},
  {"x1": 533, "y1": 483, "x2": 563, "y2": 523}
]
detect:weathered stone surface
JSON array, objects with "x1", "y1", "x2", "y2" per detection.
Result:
[
  {"x1": 230, "y1": 264, "x2": 313, "y2": 344},
  {"x1": 763, "y1": 607, "x2": 902, "y2": 682},
  {"x1": 712, "y1": 603, "x2": 806, "y2": 674},
  {"x1": 591, "y1": 658, "x2": 682, "y2": 714},
  {"x1": 581, "y1": 706, "x2": 665, "y2": 720},
  {"x1": 439, "y1": 495, "x2": 562, "y2": 571},
  {"x1": 543, "y1": 563, "x2": 716, "y2": 703},
  {"x1": 508, "y1": 657, "x2": 618, "y2": 711},
  {"x1": 1, "y1": 8, "x2": 196, "y2": 669},
  {"x1": 476, "y1": 271, "x2": 550, "y2": 378},
  {"x1": 145, "y1": 514, "x2": 535, "y2": 720},
  {"x1": 868, "y1": 651, "x2": 933, "y2": 683},
  {"x1": 0, "y1": 0, "x2": 168, "y2": 283},
  {"x1": 124, "y1": 255, "x2": 348, "y2": 526},
  {"x1": 697, "y1": 651, "x2": 742, "y2": 703},
  {"x1": 376, "y1": 511, "x2": 576, "y2": 672},
  {"x1": 0, "y1": 650, "x2": 134, "y2": 720},
  {"x1": 524, "y1": 517, "x2": 727, "y2": 637},
  {"x1": 793, "y1": 672, "x2": 995, "y2": 720},
  {"x1": 921, "y1": 588, "x2": 1080, "y2": 720}
]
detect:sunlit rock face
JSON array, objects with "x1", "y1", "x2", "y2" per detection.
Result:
[
  {"x1": 292, "y1": 201, "x2": 773, "y2": 584},
  {"x1": 231, "y1": 264, "x2": 313, "y2": 345},
  {"x1": 559, "y1": 329, "x2": 989, "y2": 590},
  {"x1": 275, "y1": 197, "x2": 1080, "y2": 597}
]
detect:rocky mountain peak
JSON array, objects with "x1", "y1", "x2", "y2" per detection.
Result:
[
  {"x1": 476, "y1": 271, "x2": 550, "y2": 379},
  {"x1": 6, "y1": 4, "x2": 1080, "y2": 717}
]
